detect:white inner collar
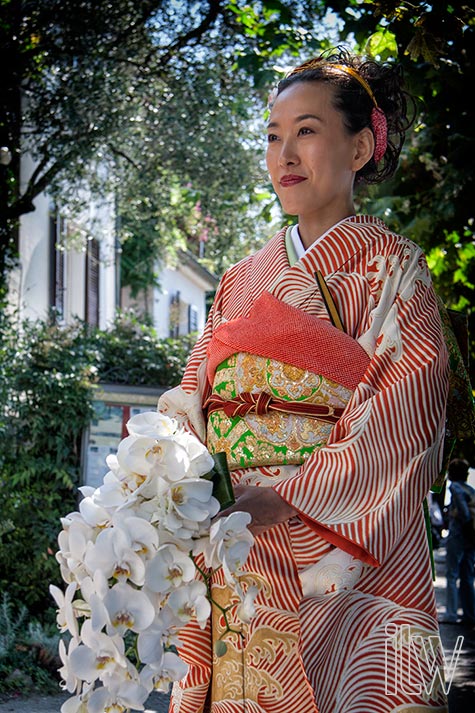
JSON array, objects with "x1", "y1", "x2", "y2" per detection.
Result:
[{"x1": 290, "y1": 216, "x2": 355, "y2": 260}]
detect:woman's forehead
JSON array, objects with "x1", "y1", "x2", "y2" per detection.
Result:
[{"x1": 269, "y1": 81, "x2": 336, "y2": 123}]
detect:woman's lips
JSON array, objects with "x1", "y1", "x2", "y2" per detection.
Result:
[{"x1": 280, "y1": 174, "x2": 307, "y2": 187}]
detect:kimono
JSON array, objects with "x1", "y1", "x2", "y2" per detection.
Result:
[{"x1": 159, "y1": 215, "x2": 450, "y2": 713}]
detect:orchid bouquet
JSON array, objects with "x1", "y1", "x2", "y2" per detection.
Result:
[{"x1": 50, "y1": 410, "x2": 255, "y2": 713}]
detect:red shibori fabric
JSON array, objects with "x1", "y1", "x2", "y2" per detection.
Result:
[{"x1": 206, "y1": 290, "x2": 370, "y2": 391}]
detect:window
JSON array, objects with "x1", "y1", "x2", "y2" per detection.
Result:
[
  {"x1": 85, "y1": 238, "x2": 100, "y2": 326},
  {"x1": 49, "y1": 209, "x2": 66, "y2": 320},
  {"x1": 188, "y1": 304, "x2": 198, "y2": 333},
  {"x1": 169, "y1": 291, "x2": 181, "y2": 338}
]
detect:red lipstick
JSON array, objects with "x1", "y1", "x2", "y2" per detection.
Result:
[{"x1": 280, "y1": 174, "x2": 307, "y2": 187}]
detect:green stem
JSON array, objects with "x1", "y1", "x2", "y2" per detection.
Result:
[{"x1": 189, "y1": 552, "x2": 244, "y2": 640}]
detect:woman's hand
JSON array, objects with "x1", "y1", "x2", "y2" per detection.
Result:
[{"x1": 219, "y1": 484, "x2": 297, "y2": 535}]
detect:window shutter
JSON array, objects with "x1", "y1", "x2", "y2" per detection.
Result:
[
  {"x1": 49, "y1": 210, "x2": 66, "y2": 320},
  {"x1": 85, "y1": 238, "x2": 100, "y2": 326},
  {"x1": 169, "y1": 291, "x2": 181, "y2": 338},
  {"x1": 188, "y1": 304, "x2": 198, "y2": 333}
]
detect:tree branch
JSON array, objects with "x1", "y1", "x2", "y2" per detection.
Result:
[
  {"x1": 6, "y1": 155, "x2": 73, "y2": 219},
  {"x1": 159, "y1": 0, "x2": 224, "y2": 66}
]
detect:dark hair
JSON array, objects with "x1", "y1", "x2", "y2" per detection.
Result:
[
  {"x1": 448, "y1": 458, "x2": 470, "y2": 482},
  {"x1": 276, "y1": 48, "x2": 416, "y2": 185}
]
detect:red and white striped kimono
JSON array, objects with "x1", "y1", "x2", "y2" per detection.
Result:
[{"x1": 159, "y1": 216, "x2": 449, "y2": 713}]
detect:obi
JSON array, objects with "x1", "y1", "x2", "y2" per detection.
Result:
[{"x1": 205, "y1": 291, "x2": 371, "y2": 470}]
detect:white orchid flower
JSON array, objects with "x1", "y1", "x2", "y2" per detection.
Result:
[
  {"x1": 209, "y1": 511, "x2": 254, "y2": 546},
  {"x1": 117, "y1": 433, "x2": 190, "y2": 483},
  {"x1": 112, "y1": 512, "x2": 159, "y2": 560},
  {"x1": 144, "y1": 544, "x2": 195, "y2": 595},
  {"x1": 80, "y1": 569, "x2": 108, "y2": 602},
  {"x1": 79, "y1": 570, "x2": 110, "y2": 632},
  {"x1": 159, "y1": 478, "x2": 219, "y2": 523},
  {"x1": 50, "y1": 582, "x2": 79, "y2": 638},
  {"x1": 60, "y1": 683, "x2": 94, "y2": 713},
  {"x1": 220, "y1": 539, "x2": 254, "y2": 584},
  {"x1": 68, "y1": 620, "x2": 126, "y2": 683},
  {"x1": 60, "y1": 695, "x2": 88, "y2": 713},
  {"x1": 92, "y1": 470, "x2": 134, "y2": 509},
  {"x1": 126, "y1": 410, "x2": 177, "y2": 438},
  {"x1": 173, "y1": 428, "x2": 215, "y2": 478},
  {"x1": 203, "y1": 511, "x2": 254, "y2": 579},
  {"x1": 135, "y1": 605, "x2": 181, "y2": 665},
  {"x1": 136, "y1": 620, "x2": 165, "y2": 667},
  {"x1": 57, "y1": 518, "x2": 95, "y2": 583},
  {"x1": 167, "y1": 580, "x2": 210, "y2": 629},
  {"x1": 58, "y1": 637, "x2": 81, "y2": 693},
  {"x1": 140, "y1": 650, "x2": 188, "y2": 693},
  {"x1": 145, "y1": 437, "x2": 191, "y2": 481},
  {"x1": 83, "y1": 526, "x2": 146, "y2": 585},
  {"x1": 78, "y1": 496, "x2": 111, "y2": 529},
  {"x1": 158, "y1": 508, "x2": 202, "y2": 540},
  {"x1": 116, "y1": 435, "x2": 155, "y2": 477},
  {"x1": 102, "y1": 582, "x2": 155, "y2": 636},
  {"x1": 87, "y1": 677, "x2": 149, "y2": 713},
  {"x1": 106, "y1": 452, "x2": 150, "y2": 496},
  {"x1": 235, "y1": 583, "x2": 259, "y2": 624},
  {"x1": 77, "y1": 485, "x2": 95, "y2": 498}
]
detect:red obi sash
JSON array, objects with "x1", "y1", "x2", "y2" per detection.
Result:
[{"x1": 207, "y1": 291, "x2": 370, "y2": 391}]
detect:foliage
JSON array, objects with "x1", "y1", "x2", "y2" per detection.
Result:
[
  {"x1": 3, "y1": 1, "x2": 474, "y2": 317},
  {"x1": 0, "y1": 580, "x2": 61, "y2": 695},
  {"x1": 90, "y1": 310, "x2": 196, "y2": 386},
  {"x1": 0, "y1": 312, "x2": 97, "y2": 618},
  {"x1": 0, "y1": 0, "x2": 326, "y2": 296},
  {"x1": 0, "y1": 309, "x2": 192, "y2": 628}
]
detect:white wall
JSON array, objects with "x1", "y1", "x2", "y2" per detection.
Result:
[
  {"x1": 153, "y1": 263, "x2": 213, "y2": 339},
  {"x1": 121, "y1": 254, "x2": 217, "y2": 340},
  {"x1": 9, "y1": 154, "x2": 52, "y2": 320},
  {"x1": 9, "y1": 154, "x2": 118, "y2": 328}
]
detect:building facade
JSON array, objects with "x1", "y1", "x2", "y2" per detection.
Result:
[{"x1": 8, "y1": 154, "x2": 217, "y2": 337}]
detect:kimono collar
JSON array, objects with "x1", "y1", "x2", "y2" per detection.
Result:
[
  {"x1": 271, "y1": 214, "x2": 389, "y2": 308},
  {"x1": 283, "y1": 214, "x2": 388, "y2": 275}
]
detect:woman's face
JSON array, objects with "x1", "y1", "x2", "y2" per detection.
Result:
[{"x1": 266, "y1": 81, "x2": 367, "y2": 229}]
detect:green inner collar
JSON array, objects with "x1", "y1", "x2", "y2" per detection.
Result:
[{"x1": 285, "y1": 225, "x2": 299, "y2": 267}]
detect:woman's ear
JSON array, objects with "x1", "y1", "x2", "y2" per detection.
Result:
[{"x1": 352, "y1": 127, "x2": 375, "y2": 171}]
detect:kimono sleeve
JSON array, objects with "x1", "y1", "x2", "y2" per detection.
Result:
[{"x1": 272, "y1": 249, "x2": 450, "y2": 567}]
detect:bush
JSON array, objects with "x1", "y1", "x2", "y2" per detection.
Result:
[
  {"x1": 0, "y1": 593, "x2": 60, "y2": 696},
  {"x1": 0, "y1": 310, "x2": 193, "y2": 624},
  {"x1": 0, "y1": 314, "x2": 96, "y2": 618},
  {"x1": 90, "y1": 309, "x2": 196, "y2": 386}
]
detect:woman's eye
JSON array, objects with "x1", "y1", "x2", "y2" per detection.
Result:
[
  {"x1": 267, "y1": 133, "x2": 279, "y2": 143},
  {"x1": 298, "y1": 127, "x2": 313, "y2": 135}
]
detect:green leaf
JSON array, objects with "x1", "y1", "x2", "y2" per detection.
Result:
[
  {"x1": 214, "y1": 639, "x2": 228, "y2": 657},
  {"x1": 365, "y1": 30, "x2": 398, "y2": 60},
  {"x1": 203, "y1": 452, "x2": 235, "y2": 510}
]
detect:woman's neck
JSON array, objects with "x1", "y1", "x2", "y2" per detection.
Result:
[{"x1": 298, "y1": 208, "x2": 355, "y2": 250}]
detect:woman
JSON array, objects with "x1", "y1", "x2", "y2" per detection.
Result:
[{"x1": 160, "y1": 50, "x2": 449, "y2": 713}]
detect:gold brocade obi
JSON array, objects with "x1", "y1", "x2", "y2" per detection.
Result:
[{"x1": 206, "y1": 351, "x2": 354, "y2": 470}]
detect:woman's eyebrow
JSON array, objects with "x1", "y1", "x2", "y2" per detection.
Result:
[
  {"x1": 267, "y1": 113, "x2": 323, "y2": 129},
  {"x1": 295, "y1": 113, "x2": 323, "y2": 122}
]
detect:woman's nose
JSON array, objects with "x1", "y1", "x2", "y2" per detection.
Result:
[{"x1": 278, "y1": 140, "x2": 299, "y2": 167}]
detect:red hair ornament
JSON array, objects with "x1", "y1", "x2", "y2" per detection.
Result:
[{"x1": 371, "y1": 106, "x2": 387, "y2": 163}]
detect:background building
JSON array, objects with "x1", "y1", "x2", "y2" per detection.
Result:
[{"x1": 8, "y1": 155, "x2": 217, "y2": 337}]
